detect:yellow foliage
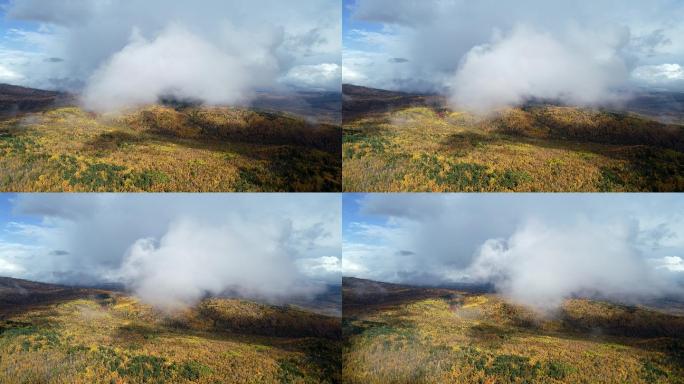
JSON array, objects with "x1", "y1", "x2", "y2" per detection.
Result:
[
  {"x1": 343, "y1": 105, "x2": 684, "y2": 192},
  {"x1": 0, "y1": 105, "x2": 341, "y2": 192},
  {"x1": 343, "y1": 289, "x2": 684, "y2": 384},
  {"x1": 0, "y1": 293, "x2": 341, "y2": 383}
]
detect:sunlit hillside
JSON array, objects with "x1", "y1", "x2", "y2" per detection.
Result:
[
  {"x1": 0, "y1": 277, "x2": 341, "y2": 383},
  {"x1": 342, "y1": 277, "x2": 684, "y2": 384},
  {"x1": 342, "y1": 85, "x2": 684, "y2": 192},
  {"x1": 0, "y1": 85, "x2": 341, "y2": 192}
]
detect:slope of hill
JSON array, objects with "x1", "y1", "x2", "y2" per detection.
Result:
[
  {"x1": 0, "y1": 85, "x2": 341, "y2": 192},
  {"x1": 0, "y1": 277, "x2": 90, "y2": 311},
  {"x1": 342, "y1": 84, "x2": 444, "y2": 123},
  {"x1": 342, "y1": 277, "x2": 684, "y2": 384},
  {"x1": 0, "y1": 277, "x2": 341, "y2": 383},
  {"x1": 0, "y1": 84, "x2": 74, "y2": 118},
  {"x1": 342, "y1": 84, "x2": 684, "y2": 192}
]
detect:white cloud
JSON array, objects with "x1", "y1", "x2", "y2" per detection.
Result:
[
  {"x1": 113, "y1": 219, "x2": 318, "y2": 311},
  {"x1": 281, "y1": 63, "x2": 341, "y2": 91},
  {"x1": 468, "y1": 220, "x2": 673, "y2": 310},
  {"x1": 633, "y1": 63, "x2": 684, "y2": 83},
  {"x1": 341, "y1": 258, "x2": 367, "y2": 275},
  {"x1": 652, "y1": 256, "x2": 684, "y2": 272},
  {"x1": 447, "y1": 25, "x2": 629, "y2": 113},
  {"x1": 0, "y1": 241, "x2": 44, "y2": 276},
  {"x1": 342, "y1": 50, "x2": 375, "y2": 84},
  {"x1": 0, "y1": 258, "x2": 24, "y2": 274},
  {"x1": 341, "y1": 243, "x2": 376, "y2": 276},
  {"x1": 0, "y1": 64, "x2": 22, "y2": 82},
  {"x1": 296, "y1": 256, "x2": 342, "y2": 281},
  {"x1": 81, "y1": 25, "x2": 259, "y2": 112}
]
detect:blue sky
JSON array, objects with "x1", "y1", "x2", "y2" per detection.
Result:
[
  {"x1": 0, "y1": 0, "x2": 44, "y2": 84},
  {"x1": 0, "y1": 193, "x2": 48, "y2": 279},
  {"x1": 0, "y1": 193, "x2": 14, "y2": 223},
  {"x1": 342, "y1": 192, "x2": 384, "y2": 245},
  {"x1": 0, "y1": 0, "x2": 38, "y2": 43},
  {"x1": 0, "y1": 193, "x2": 42, "y2": 241},
  {"x1": 342, "y1": 0, "x2": 383, "y2": 52}
]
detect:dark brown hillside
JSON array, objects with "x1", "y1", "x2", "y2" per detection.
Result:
[
  {"x1": 342, "y1": 84, "x2": 445, "y2": 122},
  {"x1": 343, "y1": 277, "x2": 462, "y2": 314},
  {"x1": 0, "y1": 84, "x2": 74, "y2": 117},
  {"x1": 0, "y1": 277, "x2": 93, "y2": 314}
]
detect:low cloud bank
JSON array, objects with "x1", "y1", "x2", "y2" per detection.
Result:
[
  {"x1": 81, "y1": 25, "x2": 260, "y2": 112},
  {"x1": 468, "y1": 220, "x2": 677, "y2": 310}
]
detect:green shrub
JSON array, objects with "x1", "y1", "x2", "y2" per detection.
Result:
[
  {"x1": 546, "y1": 360, "x2": 575, "y2": 379},
  {"x1": 485, "y1": 354, "x2": 541, "y2": 381},
  {"x1": 278, "y1": 359, "x2": 304, "y2": 383},
  {"x1": 179, "y1": 361, "x2": 212, "y2": 380},
  {"x1": 641, "y1": 359, "x2": 668, "y2": 382}
]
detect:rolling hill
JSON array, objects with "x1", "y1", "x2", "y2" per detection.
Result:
[
  {"x1": 342, "y1": 277, "x2": 684, "y2": 384},
  {"x1": 0, "y1": 84, "x2": 341, "y2": 192},
  {"x1": 0, "y1": 276, "x2": 341, "y2": 383},
  {"x1": 342, "y1": 84, "x2": 684, "y2": 192}
]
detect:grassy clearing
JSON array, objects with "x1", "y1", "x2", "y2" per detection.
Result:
[
  {"x1": 343, "y1": 290, "x2": 684, "y2": 383},
  {"x1": 0, "y1": 105, "x2": 341, "y2": 192},
  {"x1": 0, "y1": 294, "x2": 341, "y2": 383},
  {"x1": 343, "y1": 106, "x2": 684, "y2": 191}
]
